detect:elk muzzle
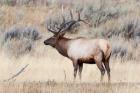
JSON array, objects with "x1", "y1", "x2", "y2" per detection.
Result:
[{"x1": 44, "y1": 40, "x2": 49, "y2": 45}]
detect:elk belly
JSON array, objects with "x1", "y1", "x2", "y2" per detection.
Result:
[{"x1": 78, "y1": 57, "x2": 96, "y2": 64}]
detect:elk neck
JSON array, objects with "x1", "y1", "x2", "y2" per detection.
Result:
[{"x1": 54, "y1": 37, "x2": 71, "y2": 58}]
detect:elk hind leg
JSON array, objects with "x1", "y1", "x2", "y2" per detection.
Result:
[
  {"x1": 104, "y1": 59, "x2": 110, "y2": 82},
  {"x1": 96, "y1": 61, "x2": 105, "y2": 82}
]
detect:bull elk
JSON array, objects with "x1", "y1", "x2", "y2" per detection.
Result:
[{"x1": 44, "y1": 11, "x2": 112, "y2": 82}]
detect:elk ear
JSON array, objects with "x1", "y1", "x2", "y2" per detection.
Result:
[
  {"x1": 60, "y1": 32, "x2": 65, "y2": 37},
  {"x1": 55, "y1": 33, "x2": 65, "y2": 40},
  {"x1": 57, "y1": 32, "x2": 65, "y2": 37}
]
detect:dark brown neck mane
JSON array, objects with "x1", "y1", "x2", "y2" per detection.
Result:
[{"x1": 55, "y1": 37, "x2": 71, "y2": 58}]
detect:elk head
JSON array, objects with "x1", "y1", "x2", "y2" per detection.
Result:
[{"x1": 44, "y1": 11, "x2": 86, "y2": 47}]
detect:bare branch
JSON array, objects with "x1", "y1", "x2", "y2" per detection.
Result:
[{"x1": 3, "y1": 64, "x2": 29, "y2": 82}]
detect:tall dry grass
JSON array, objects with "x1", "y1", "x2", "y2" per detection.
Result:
[{"x1": 0, "y1": 46, "x2": 140, "y2": 93}]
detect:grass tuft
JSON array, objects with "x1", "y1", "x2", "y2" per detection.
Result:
[{"x1": 1, "y1": 26, "x2": 41, "y2": 58}]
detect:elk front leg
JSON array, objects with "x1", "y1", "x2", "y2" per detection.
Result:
[
  {"x1": 78, "y1": 63, "x2": 83, "y2": 80},
  {"x1": 73, "y1": 62, "x2": 78, "y2": 81}
]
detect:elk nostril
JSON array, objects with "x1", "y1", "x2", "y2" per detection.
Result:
[{"x1": 44, "y1": 41, "x2": 46, "y2": 45}]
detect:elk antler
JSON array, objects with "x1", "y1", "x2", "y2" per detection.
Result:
[
  {"x1": 47, "y1": 10, "x2": 88, "y2": 36},
  {"x1": 77, "y1": 11, "x2": 92, "y2": 26},
  {"x1": 70, "y1": 10, "x2": 73, "y2": 20},
  {"x1": 47, "y1": 19, "x2": 58, "y2": 34},
  {"x1": 57, "y1": 10, "x2": 82, "y2": 33}
]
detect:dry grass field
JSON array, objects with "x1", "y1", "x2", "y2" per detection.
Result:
[
  {"x1": 0, "y1": 53, "x2": 140, "y2": 93},
  {"x1": 0, "y1": 0, "x2": 140, "y2": 93},
  {"x1": 0, "y1": 82, "x2": 140, "y2": 93}
]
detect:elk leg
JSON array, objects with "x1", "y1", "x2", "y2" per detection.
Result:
[
  {"x1": 78, "y1": 63, "x2": 83, "y2": 80},
  {"x1": 104, "y1": 61, "x2": 110, "y2": 82},
  {"x1": 73, "y1": 62, "x2": 78, "y2": 81},
  {"x1": 96, "y1": 62, "x2": 105, "y2": 82}
]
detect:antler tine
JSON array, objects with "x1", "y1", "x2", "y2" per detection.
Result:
[
  {"x1": 77, "y1": 11, "x2": 92, "y2": 27},
  {"x1": 62, "y1": 14, "x2": 65, "y2": 24},
  {"x1": 70, "y1": 9, "x2": 73, "y2": 20},
  {"x1": 77, "y1": 11, "x2": 85, "y2": 22},
  {"x1": 77, "y1": 11, "x2": 81, "y2": 21},
  {"x1": 47, "y1": 25, "x2": 56, "y2": 33},
  {"x1": 77, "y1": 11, "x2": 85, "y2": 23},
  {"x1": 57, "y1": 11, "x2": 77, "y2": 34},
  {"x1": 59, "y1": 14, "x2": 68, "y2": 32},
  {"x1": 47, "y1": 19, "x2": 58, "y2": 34}
]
